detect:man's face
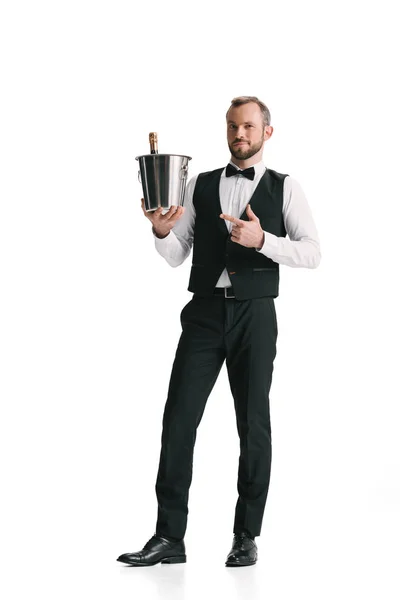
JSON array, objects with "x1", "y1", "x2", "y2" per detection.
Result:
[{"x1": 227, "y1": 102, "x2": 272, "y2": 161}]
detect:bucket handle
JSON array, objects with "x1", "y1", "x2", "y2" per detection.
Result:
[{"x1": 180, "y1": 165, "x2": 188, "y2": 180}]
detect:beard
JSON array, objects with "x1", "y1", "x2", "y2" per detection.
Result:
[{"x1": 228, "y1": 135, "x2": 264, "y2": 160}]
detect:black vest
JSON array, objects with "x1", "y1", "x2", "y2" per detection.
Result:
[{"x1": 188, "y1": 166, "x2": 289, "y2": 300}]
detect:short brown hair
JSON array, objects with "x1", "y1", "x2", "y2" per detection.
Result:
[{"x1": 226, "y1": 96, "x2": 271, "y2": 127}]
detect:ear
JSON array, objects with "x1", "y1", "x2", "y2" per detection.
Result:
[{"x1": 264, "y1": 125, "x2": 273, "y2": 141}]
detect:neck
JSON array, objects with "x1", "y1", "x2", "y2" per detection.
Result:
[{"x1": 230, "y1": 150, "x2": 263, "y2": 170}]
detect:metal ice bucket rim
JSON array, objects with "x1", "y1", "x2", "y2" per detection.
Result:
[{"x1": 135, "y1": 153, "x2": 192, "y2": 160}]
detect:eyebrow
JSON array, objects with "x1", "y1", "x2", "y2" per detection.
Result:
[{"x1": 227, "y1": 120, "x2": 256, "y2": 125}]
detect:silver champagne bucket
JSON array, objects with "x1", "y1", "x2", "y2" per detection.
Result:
[{"x1": 136, "y1": 154, "x2": 192, "y2": 212}]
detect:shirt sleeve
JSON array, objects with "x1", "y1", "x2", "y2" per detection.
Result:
[
  {"x1": 153, "y1": 174, "x2": 198, "y2": 267},
  {"x1": 255, "y1": 176, "x2": 322, "y2": 268}
]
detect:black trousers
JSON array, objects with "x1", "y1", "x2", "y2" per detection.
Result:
[{"x1": 155, "y1": 293, "x2": 278, "y2": 540}]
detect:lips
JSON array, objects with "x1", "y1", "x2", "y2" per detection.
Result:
[{"x1": 234, "y1": 142, "x2": 248, "y2": 146}]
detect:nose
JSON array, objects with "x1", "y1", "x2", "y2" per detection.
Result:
[{"x1": 235, "y1": 126, "x2": 247, "y2": 139}]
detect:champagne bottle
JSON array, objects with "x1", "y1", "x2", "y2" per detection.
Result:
[{"x1": 149, "y1": 132, "x2": 158, "y2": 154}]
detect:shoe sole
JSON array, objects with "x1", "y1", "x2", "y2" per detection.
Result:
[{"x1": 117, "y1": 555, "x2": 186, "y2": 566}]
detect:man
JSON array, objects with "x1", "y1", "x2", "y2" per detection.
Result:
[{"x1": 117, "y1": 96, "x2": 321, "y2": 567}]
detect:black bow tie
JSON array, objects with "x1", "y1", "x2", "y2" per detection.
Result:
[{"x1": 225, "y1": 163, "x2": 255, "y2": 181}]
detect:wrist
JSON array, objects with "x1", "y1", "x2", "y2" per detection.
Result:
[
  {"x1": 152, "y1": 226, "x2": 170, "y2": 239},
  {"x1": 255, "y1": 231, "x2": 265, "y2": 250}
]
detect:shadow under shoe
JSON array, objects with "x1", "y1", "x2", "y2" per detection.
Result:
[
  {"x1": 117, "y1": 534, "x2": 186, "y2": 566},
  {"x1": 225, "y1": 533, "x2": 257, "y2": 567}
]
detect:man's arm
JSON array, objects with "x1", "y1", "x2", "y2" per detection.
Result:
[
  {"x1": 255, "y1": 176, "x2": 322, "y2": 268},
  {"x1": 153, "y1": 175, "x2": 198, "y2": 267}
]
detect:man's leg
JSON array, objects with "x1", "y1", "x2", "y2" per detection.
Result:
[
  {"x1": 225, "y1": 296, "x2": 278, "y2": 538},
  {"x1": 155, "y1": 296, "x2": 226, "y2": 540}
]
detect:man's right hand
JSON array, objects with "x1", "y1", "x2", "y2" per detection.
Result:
[{"x1": 141, "y1": 198, "x2": 185, "y2": 239}]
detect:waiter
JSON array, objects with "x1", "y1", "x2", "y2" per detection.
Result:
[{"x1": 117, "y1": 96, "x2": 321, "y2": 567}]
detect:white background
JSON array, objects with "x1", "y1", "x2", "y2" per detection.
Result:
[{"x1": 1, "y1": 0, "x2": 399, "y2": 598}]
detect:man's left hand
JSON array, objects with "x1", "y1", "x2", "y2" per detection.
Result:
[{"x1": 220, "y1": 204, "x2": 265, "y2": 249}]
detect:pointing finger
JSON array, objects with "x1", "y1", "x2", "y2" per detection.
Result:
[{"x1": 220, "y1": 214, "x2": 244, "y2": 227}]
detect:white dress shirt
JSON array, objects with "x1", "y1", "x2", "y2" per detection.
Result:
[{"x1": 153, "y1": 160, "x2": 321, "y2": 287}]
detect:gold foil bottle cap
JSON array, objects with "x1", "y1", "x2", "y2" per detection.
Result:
[{"x1": 149, "y1": 132, "x2": 158, "y2": 154}]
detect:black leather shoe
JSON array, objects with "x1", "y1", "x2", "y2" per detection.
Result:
[
  {"x1": 117, "y1": 534, "x2": 186, "y2": 566},
  {"x1": 225, "y1": 533, "x2": 257, "y2": 567}
]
